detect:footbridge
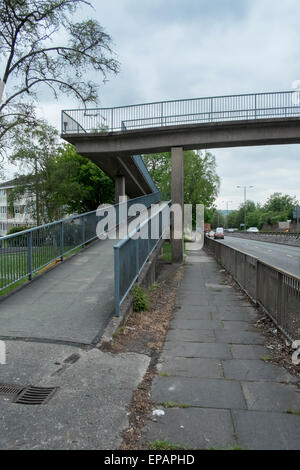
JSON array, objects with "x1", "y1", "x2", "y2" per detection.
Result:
[
  {"x1": 62, "y1": 91, "x2": 300, "y2": 160},
  {"x1": 61, "y1": 90, "x2": 300, "y2": 261}
]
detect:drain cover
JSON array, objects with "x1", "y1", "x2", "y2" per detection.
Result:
[
  {"x1": 13, "y1": 386, "x2": 58, "y2": 405},
  {"x1": 0, "y1": 383, "x2": 25, "y2": 398}
]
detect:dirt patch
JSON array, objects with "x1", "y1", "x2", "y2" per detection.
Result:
[{"x1": 99, "y1": 261, "x2": 184, "y2": 450}]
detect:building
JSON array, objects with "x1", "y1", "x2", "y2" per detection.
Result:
[{"x1": 0, "y1": 179, "x2": 35, "y2": 236}]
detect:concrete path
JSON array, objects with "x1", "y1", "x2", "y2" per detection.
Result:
[
  {"x1": 0, "y1": 239, "x2": 116, "y2": 345},
  {"x1": 142, "y1": 246, "x2": 300, "y2": 450},
  {"x1": 0, "y1": 341, "x2": 149, "y2": 449}
]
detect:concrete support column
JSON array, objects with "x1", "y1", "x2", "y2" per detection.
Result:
[
  {"x1": 171, "y1": 147, "x2": 184, "y2": 263},
  {"x1": 115, "y1": 175, "x2": 126, "y2": 203}
]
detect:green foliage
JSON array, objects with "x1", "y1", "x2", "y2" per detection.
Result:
[
  {"x1": 132, "y1": 285, "x2": 150, "y2": 312},
  {"x1": 7, "y1": 226, "x2": 31, "y2": 235},
  {"x1": 143, "y1": 150, "x2": 220, "y2": 218},
  {"x1": 148, "y1": 440, "x2": 184, "y2": 450},
  {"x1": 226, "y1": 193, "x2": 299, "y2": 230},
  {"x1": 0, "y1": 0, "x2": 119, "y2": 156},
  {"x1": 9, "y1": 121, "x2": 114, "y2": 224}
]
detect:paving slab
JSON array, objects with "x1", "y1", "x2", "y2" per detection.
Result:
[
  {"x1": 222, "y1": 359, "x2": 297, "y2": 383},
  {"x1": 151, "y1": 376, "x2": 247, "y2": 410},
  {"x1": 162, "y1": 342, "x2": 232, "y2": 359},
  {"x1": 232, "y1": 410, "x2": 300, "y2": 450},
  {"x1": 171, "y1": 319, "x2": 224, "y2": 330},
  {"x1": 241, "y1": 381, "x2": 300, "y2": 412},
  {"x1": 143, "y1": 408, "x2": 236, "y2": 450},
  {"x1": 166, "y1": 329, "x2": 216, "y2": 343},
  {"x1": 157, "y1": 357, "x2": 223, "y2": 379},
  {"x1": 231, "y1": 344, "x2": 270, "y2": 359},
  {"x1": 215, "y1": 330, "x2": 265, "y2": 345},
  {"x1": 222, "y1": 321, "x2": 257, "y2": 332}
]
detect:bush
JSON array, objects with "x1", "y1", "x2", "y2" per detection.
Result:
[
  {"x1": 7, "y1": 225, "x2": 31, "y2": 235},
  {"x1": 132, "y1": 285, "x2": 150, "y2": 312}
]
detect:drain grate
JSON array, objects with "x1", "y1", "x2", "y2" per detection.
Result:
[
  {"x1": 0, "y1": 383, "x2": 26, "y2": 398},
  {"x1": 13, "y1": 386, "x2": 59, "y2": 405}
]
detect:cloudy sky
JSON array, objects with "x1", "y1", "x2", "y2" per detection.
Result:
[{"x1": 7, "y1": 0, "x2": 300, "y2": 209}]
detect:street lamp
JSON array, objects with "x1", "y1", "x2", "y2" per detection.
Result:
[
  {"x1": 237, "y1": 186, "x2": 254, "y2": 231},
  {"x1": 222, "y1": 200, "x2": 233, "y2": 229}
]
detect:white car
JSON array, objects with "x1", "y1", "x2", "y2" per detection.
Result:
[
  {"x1": 247, "y1": 227, "x2": 259, "y2": 233},
  {"x1": 208, "y1": 230, "x2": 215, "y2": 237}
]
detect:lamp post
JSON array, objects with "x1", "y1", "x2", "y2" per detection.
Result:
[
  {"x1": 222, "y1": 200, "x2": 233, "y2": 229},
  {"x1": 237, "y1": 186, "x2": 254, "y2": 231}
]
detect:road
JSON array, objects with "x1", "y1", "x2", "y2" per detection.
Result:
[{"x1": 216, "y1": 236, "x2": 300, "y2": 277}]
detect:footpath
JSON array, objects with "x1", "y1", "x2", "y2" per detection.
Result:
[{"x1": 141, "y1": 245, "x2": 300, "y2": 450}]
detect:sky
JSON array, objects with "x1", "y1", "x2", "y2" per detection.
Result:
[{"x1": 4, "y1": 0, "x2": 300, "y2": 210}]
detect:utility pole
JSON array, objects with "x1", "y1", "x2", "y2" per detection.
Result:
[
  {"x1": 237, "y1": 186, "x2": 254, "y2": 231},
  {"x1": 222, "y1": 200, "x2": 233, "y2": 229}
]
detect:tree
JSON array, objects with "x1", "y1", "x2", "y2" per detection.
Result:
[
  {"x1": 52, "y1": 143, "x2": 115, "y2": 213},
  {"x1": 9, "y1": 122, "x2": 115, "y2": 224},
  {"x1": 143, "y1": 150, "x2": 220, "y2": 215},
  {"x1": 9, "y1": 120, "x2": 61, "y2": 224},
  {"x1": 0, "y1": 0, "x2": 119, "y2": 156}
]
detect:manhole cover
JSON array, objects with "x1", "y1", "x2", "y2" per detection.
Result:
[
  {"x1": 0, "y1": 383, "x2": 25, "y2": 398},
  {"x1": 13, "y1": 386, "x2": 59, "y2": 405}
]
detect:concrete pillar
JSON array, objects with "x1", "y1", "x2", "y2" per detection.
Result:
[
  {"x1": 115, "y1": 175, "x2": 126, "y2": 203},
  {"x1": 171, "y1": 147, "x2": 184, "y2": 263}
]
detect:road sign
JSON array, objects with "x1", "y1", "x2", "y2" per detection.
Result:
[{"x1": 293, "y1": 205, "x2": 300, "y2": 219}]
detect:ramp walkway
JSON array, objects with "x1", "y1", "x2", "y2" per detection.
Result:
[{"x1": 0, "y1": 238, "x2": 115, "y2": 345}]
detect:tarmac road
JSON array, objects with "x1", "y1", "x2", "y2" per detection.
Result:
[{"x1": 216, "y1": 236, "x2": 300, "y2": 277}]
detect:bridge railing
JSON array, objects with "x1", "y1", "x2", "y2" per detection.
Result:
[
  {"x1": 114, "y1": 201, "x2": 171, "y2": 316},
  {"x1": 204, "y1": 237, "x2": 300, "y2": 342},
  {"x1": 0, "y1": 192, "x2": 160, "y2": 292},
  {"x1": 61, "y1": 91, "x2": 300, "y2": 134}
]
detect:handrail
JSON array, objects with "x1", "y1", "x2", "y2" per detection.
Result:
[
  {"x1": 114, "y1": 201, "x2": 171, "y2": 316},
  {"x1": 62, "y1": 90, "x2": 300, "y2": 134},
  {"x1": 0, "y1": 192, "x2": 161, "y2": 292}
]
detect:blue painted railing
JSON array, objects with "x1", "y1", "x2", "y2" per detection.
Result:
[
  {"x1": 114, "y1": 201, "x2": 171, "y2": 316},
  {"x1": 62, "y1": 91, "x2": 300, "y2": 134},
  {"x1": 0, "y1": 192, "x2": 161, "y2": 292}
]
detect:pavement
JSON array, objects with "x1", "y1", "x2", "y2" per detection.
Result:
[
  {"x1": 141, "y1": 245, "x2": 300, "y2": 450},
  {"x1": 218, "y1": 236, "x2": 300, "y2": 277},
  {"x1": 0, "y1": 238, "x2": 116, "y2": 345},
  {"x1": 0, "y1": 341, "x2": 150, "y2": 449},
  {"x1": 0, "y1": 241, "x2": 299, "y2": 450}
]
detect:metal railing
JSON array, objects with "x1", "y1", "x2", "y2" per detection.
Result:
[
  {"x1": 62, "y1": 91, "x2": 300, "y2": 134},
  {"x1": 226, "y1": 231, "x2": 300, "y2": 247},
  {"x1": 114, "y1": 201, "x2": 171, "y2": 316},
  {"x1": 0, "y1": 192, "x2": 161, "y2": 292},
  {"x1": 205, "y1": 237, "x2": 300, "y2": 342}
]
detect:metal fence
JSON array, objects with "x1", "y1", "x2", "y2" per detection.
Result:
[
  {"x1": 62, "y1": 91, "x2": 300, "y2": 134},
  {"x1": 0, "y1": 192, "x2": 161, "y2": 292},
  {"x1": 226, "y1": 231, "x2": 300, "y2": 247},
  {"x1": 205, "y1": 237, "x2": 300, "y2": 341},
  {"x1": 114, "y1": 201, "x2": 171, "y2": 316}
]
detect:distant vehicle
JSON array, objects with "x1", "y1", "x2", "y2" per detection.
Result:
[
  {"x1": 227, "y1": 228, "x2": 238, "y2": 232},
  {"x1": 247, "y1": 227, "x2": 259, "y2": 233},
  {"x1": 208, "y1": 230, "x2": 215, "y2": 238},
  {"x1": 214, "y1": 227, "x2": 224, "y2": 239}
]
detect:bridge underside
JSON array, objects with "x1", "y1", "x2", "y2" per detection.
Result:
[{"x1": 63, "y1": 117, "x2": 300, "y2": 159}]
